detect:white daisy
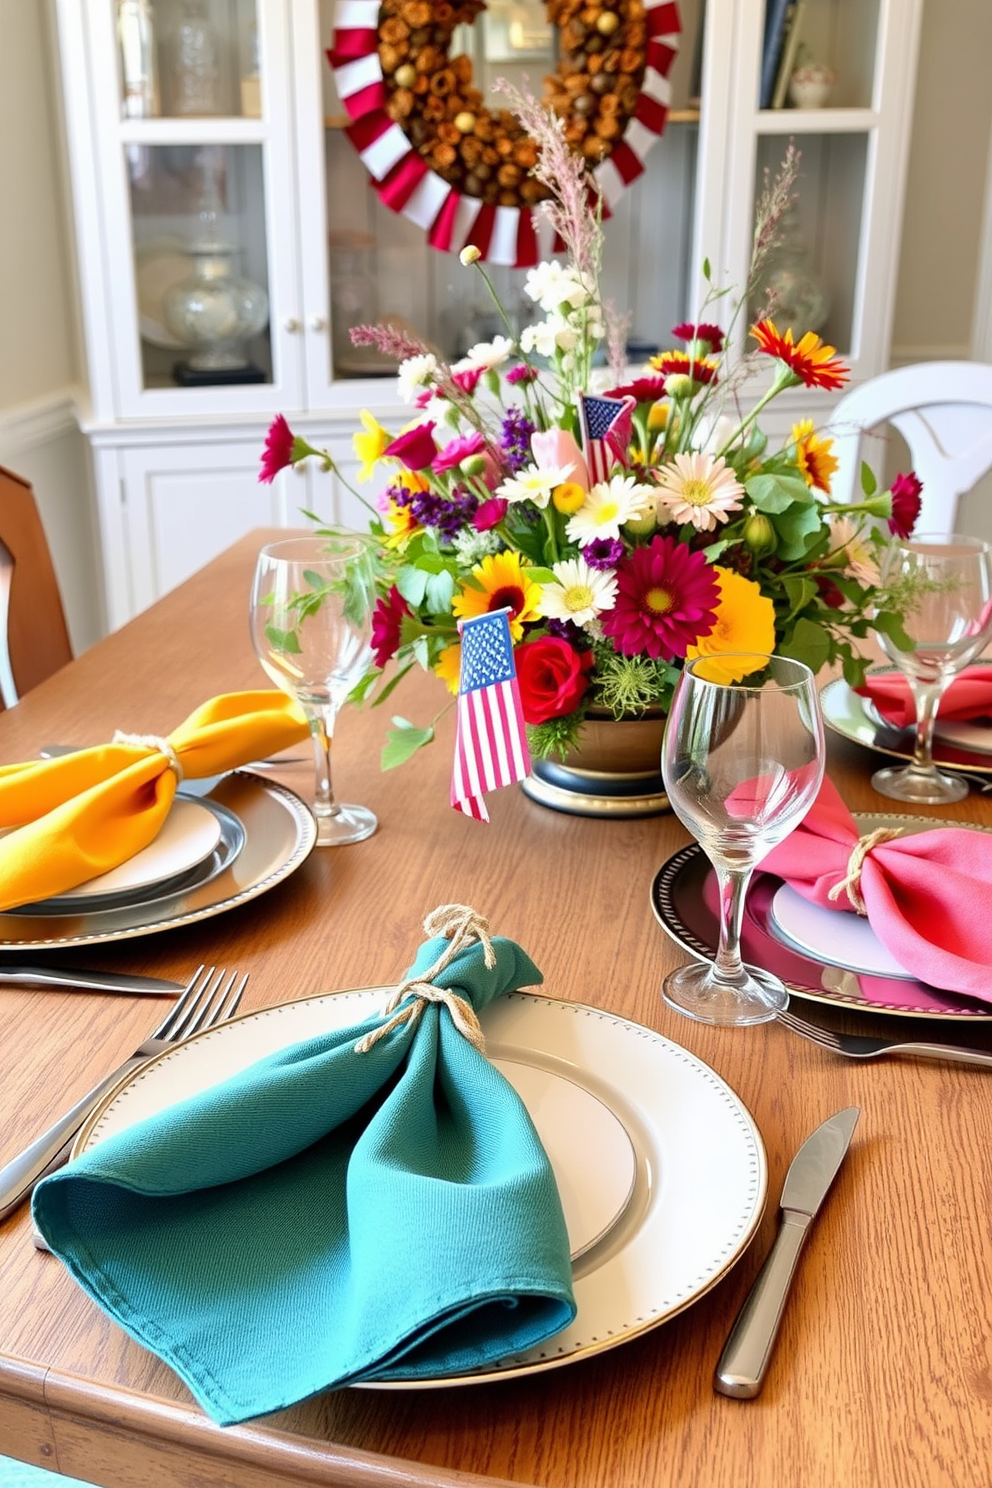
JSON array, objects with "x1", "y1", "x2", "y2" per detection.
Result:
[
  {"x1": 520, "y1": 319, "x2": 561, "y2": 358},
  {"x1": 454, "y1": 335, "x2": 515, "y2": 372},
  {"x1": 539, "y1": 557, "x2": 618, "y2": 627},
  {"x1": 654, "y1": 452, "x2": 745, "y2": 532},
  {"x1": 496, "y1": 462, "x2": 576, "y2": 509},
  {"x1": 396, "y1": 353, "x2": 438, "y2": 403},
  {"x1": 524, "y1": 260, "x2": 594, "y2": 314},
  {"x1": 565, "y1": 474, "x2": 656, "y2": 543}
]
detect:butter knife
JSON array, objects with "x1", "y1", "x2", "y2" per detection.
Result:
[
  {"x1": 714, "y1": 1105, "x2": 860, "y2": 1398},
  {"x1": 0, "y1": 966, "x2": 185, "y2": 995}
]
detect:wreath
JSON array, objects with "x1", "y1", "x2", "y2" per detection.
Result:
[{"x1": 328, "y1": 0, "x2": 681, "y2": 266}]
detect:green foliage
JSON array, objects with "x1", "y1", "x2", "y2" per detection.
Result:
[
  {"x1": 381, "y1": 717, "x2": 435, "y2": 770},
  {"x1": 527, "y1": 712, "x2": 585, "y2": 761}
]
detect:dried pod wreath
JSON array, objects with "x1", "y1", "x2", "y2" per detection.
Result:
[{"x1": 328, "y1": 0, "x2": 681, "y2": 266}]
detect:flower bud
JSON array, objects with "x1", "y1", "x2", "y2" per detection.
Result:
[
  {"x1": 624, "y1": 506, "x2": 657, "y2": 536},
  {"x1": 861, "y1": 491, "x2": 893, "y2": 520},
  {"x1": 461, "y1": 453, "x2": 488, "y2": 477},
  {"x1": 743, "y1": 510, "x2": 776, "y2": 556},
  {"x1": 459, "y1": 245, "x2": 482, "y2": 266}
]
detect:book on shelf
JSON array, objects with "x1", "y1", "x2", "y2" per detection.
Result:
[
  {"x1": 771, "y1": 0, "x2": 809, "y2": 109},
  {"x1": 759, "y1": 0, "x2": 793, "y2": 110}
]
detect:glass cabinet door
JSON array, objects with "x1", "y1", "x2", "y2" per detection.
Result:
[{"x1": 89, "y1": 0, "x2": 303, "y2": 416}]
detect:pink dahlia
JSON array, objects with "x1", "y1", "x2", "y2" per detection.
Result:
[
  {"x1": 601, "y1": 534, "x2": 720, "y2": 660},
  {"x1": 371, "y1": 586, "x2": 411, "y2": 669},
  {"x1": 888, "y1": 471, "x2": 923, "y2": 538},
  {"x1": 259, "y1": 414, "x2": 296, "y2": 483}
]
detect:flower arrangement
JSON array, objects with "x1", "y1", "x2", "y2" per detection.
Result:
[{"x1": 260, "y1": 99, "x2": 920, "y2": 769}]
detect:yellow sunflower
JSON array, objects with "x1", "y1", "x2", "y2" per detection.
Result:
[
  {"x1": 353, "y1": 410, "x2": 392, "y2": 482},
  {"x1": 451, "y1": 551, "x2": 543, "y2": 641},
  {"x1": 434, "y1": 642, "x2": 462, "y2": 695},
  {"x1": 792, "y1": 419, "x2": 839, "y2": 494},
  {"x1": 380, "y1": 494, "x2": 422, "y2": 550},
  {"x1": 685, "y1": 567, "x2": 776, "y2": 683}
]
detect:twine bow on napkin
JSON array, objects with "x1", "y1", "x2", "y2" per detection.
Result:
[
  {"x1": 0, "y1": 691, "x2": 310, "y2": 911},
  {"x1": 855, "y1": 665, "x2": 992, "y2": 730},
  {"x1": 759, "y1": 776, "x2": 992, "y2": 999},
  {"x1": 33, "y1": 905, "x2": 577, "y2": 1425}
]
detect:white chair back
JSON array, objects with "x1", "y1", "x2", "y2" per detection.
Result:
[{"x1": 826, "y1": 361, "x2": 992, "y2": 538}]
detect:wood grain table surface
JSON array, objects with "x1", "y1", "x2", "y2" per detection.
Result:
[{"x1": 2, "y1": 531, "x2": 991, "y2": 1488}]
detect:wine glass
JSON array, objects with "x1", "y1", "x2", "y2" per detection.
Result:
[
  {"x1": 250, "y1": 535, "x2": 377, "y2": 846},
  {"x1": 661, "y1": 654, "x2": 825, "y2": 1026},
  {"x1": 871, "y1": 533, "x2": 992, "y2": 805}
]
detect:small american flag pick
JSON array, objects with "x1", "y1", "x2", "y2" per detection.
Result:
[
  {"x1": 450, "y1": 609, "x2": 531, "y2": 822},
  {"x1": 578, "y1": 392, "x2": 637, "y2": 484}
]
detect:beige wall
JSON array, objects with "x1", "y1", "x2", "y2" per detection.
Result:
[
  {"x1": 0, "y1": 0, "x2": 78, "y2": 404},
  {"x1": 892, "y1": 0, "x2": 992, "y2": 362}
]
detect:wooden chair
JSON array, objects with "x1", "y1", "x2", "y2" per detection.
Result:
[
  {"x1": 825, "y1": 361, "x2": 992, "y2": 538},
  {"x1": 0, "y1": 464, "x2": 73, "y2": 708}
]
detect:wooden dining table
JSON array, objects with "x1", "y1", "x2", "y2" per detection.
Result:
[{"x1": 2, "y1": 529, "x2": 991, "y2": 1488}]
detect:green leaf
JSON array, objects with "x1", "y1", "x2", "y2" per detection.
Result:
[
  {"x1": 524, "y1": 566, "x2": 557, "y2": 586},
  {"x1": 424, "y1": 568, "x2": 456, "y2": 613},
  {"x1": 841, "y1": 650, "x2": 872, "y2": 689},
  {"x1": 781, "y1": 574, "x2": 819, "y2": 620},
  {"x1": 860, "y1": 460, "x2": 878, "y2": 497},
  {"x1": 745, "y1": 472, "x2": 813, "y2": 514},
  {"x1": 701, "y1": 537, "x2": 732, "y2": 562},
  {"x1": 264, "y1": 624, "x2": 301, "y2": 654},
  {"x1": 872, "y1": 608, "x2": 915, "y2": 652},
  {"x1": 778, "y1": 617, "x2": 833, "y2": 674},
  {"x1": 381, "y1": 718, "x2": 435, "y2": 769},
  {"x1": 395, "y1": 565, "x2": 429, "y2": 605},
  {"x1": 702, "y1": 256, "x2": 711, "y2": 280},
  {"x1": 770, "y1": 502, "x2": 823, "y2": 559}
]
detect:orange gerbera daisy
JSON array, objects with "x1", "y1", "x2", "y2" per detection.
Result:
[
  {"x1": 451, "y1": 551, "x2": 543, "y2": 641},
  {"x1": 792, "y1": 419, "x2": 839, "y2": 494},
  {"x1": 751, "y1": 320, "x2": 849, "y2": 391}
]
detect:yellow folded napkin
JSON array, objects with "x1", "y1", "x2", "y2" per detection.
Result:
[{"x1": 0, "y1": 691, "x2": 309, "y2": 912}]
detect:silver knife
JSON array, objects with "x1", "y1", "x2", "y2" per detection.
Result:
[
  {"x1": 714, "y1": 1105, "x2": 860, "y2": 1399},
  {"x1": 0, "y1": 966, "x2": 184, "y2": 995}
]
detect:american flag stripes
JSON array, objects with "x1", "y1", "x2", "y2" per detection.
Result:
[
  {"x1": 450, "y1": 610, "x2": 530, "y2": 822},
  {"x1": 578, "y1": 392, "x2": 637, "y2": 484}
]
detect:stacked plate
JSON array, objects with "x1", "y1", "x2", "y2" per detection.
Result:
[{"x1": 0, "y1": 773, "x2": 316, "y2": 950}]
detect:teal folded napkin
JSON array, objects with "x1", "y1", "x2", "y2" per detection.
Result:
[{"x1": 33, "y1": 907, "x2": 576, "y2": 1425}]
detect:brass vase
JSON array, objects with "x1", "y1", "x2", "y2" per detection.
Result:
[{"x1": 520, "y1": 709, "x2": 670, "y2": 818}]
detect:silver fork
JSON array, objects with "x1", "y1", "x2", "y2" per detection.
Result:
[
  {"x1": 0, "y1": 965, "x2": 248, "y2": 1221},
  {"x1": 776, "y1": 1006, "x2": 992, "y2": 1068}
]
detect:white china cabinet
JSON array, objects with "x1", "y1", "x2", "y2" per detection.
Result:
[{"x1": 52, "y1": 0, "x2": 922, "y2": 628}]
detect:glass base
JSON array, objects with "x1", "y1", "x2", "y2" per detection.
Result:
[
  {"x1": 871, "y1": 762, "x2": 968, "y2": 805},
  {"x1": 314, "y1": 802, "x2": 378, "y2": 846},
  {"x1": 662, "y1": 959, "x2": 788, "y2": 1026}
]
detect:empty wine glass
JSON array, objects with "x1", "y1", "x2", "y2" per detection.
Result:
[
  {"x1": 250, "y1": 535, "x2": 377, "y2": 846},
  {"x1": 871, "y1": 533, "x2": 992, "y2": 804},
  {"x1": 661, "y1": 654, "x2": 825, "y2": 1026}
]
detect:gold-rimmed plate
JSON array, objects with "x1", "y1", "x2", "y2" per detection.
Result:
[
  {"x1": 74, "y1": 988, "x2": 767, "y2": 1387},
  {"x1": 652, "y1": 812, "x2": 992, "y2": 1020},
  {"x1": 0, "y1": 773, "x2": 315, "y2": 949},
  {"x1": 820, "y1": 667, "x2": 992, "y2": 777}
]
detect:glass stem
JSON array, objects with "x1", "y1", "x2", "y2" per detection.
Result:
[
  {"x1": 712, "y1": 862, "x2": 754, "y2": 987},
  {"x1": 908, "y1": 679, "x2": 946, "y2": 772},
  {"x1": 307, "y1": 706, "x2": 339, "y2": 820}
]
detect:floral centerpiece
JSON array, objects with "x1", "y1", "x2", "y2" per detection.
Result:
[{"x1": 260, "y1": 95, "x2": 920, "y2": 776}]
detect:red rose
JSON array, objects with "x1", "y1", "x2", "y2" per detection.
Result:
[{"x1": 514, "y1": 637, "x2": 595, "y2": 725}]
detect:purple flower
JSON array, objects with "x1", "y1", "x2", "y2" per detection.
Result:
[
  {"x1": 499, "y1": 407, "x2": 536, "y2": 474},
  {"x1": 407, "y1": 483, "x2": 479, "y2": 538},
  {"x1": 582, "y1": 538, "x2": 624, "y2": 570}
]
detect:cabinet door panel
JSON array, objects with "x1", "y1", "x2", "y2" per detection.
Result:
[{"x1": 120, "y1": 443, "x2": 289, "y2": 615}]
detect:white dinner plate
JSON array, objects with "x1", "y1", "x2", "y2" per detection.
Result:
[
  {"x1": 77, "y1": 988, "x2": 767, "y2": 1387},
  {"x1": 20, "y1": 797, "x2": 222, "y2": 908}
]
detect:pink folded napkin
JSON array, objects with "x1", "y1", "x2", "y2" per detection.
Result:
[
  {"x1": 758, "y1": 776, "x2": 992, "y2": 999},
  {"x1": 855, "y1": 665, "x2": 992, "y2": 729}
]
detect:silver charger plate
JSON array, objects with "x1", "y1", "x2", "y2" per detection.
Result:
[
  {"x1": 0, "y1": 773, "x2": 316, "y2": 949},
  {"x1": 19, "y1": 798, "x2": 246, "y2": 916},
  {"x1": 651, "y1": 812, "x2": 992, "y2": 1020},
  {"x1": 821, "y1": 666, "x2": 992, "y2": 777}
]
